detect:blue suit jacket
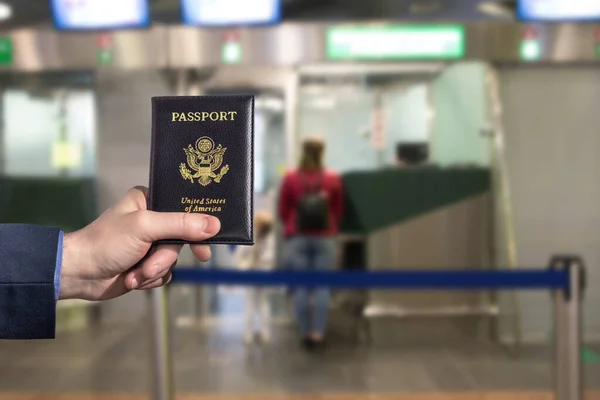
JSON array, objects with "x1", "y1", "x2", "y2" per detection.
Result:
[{"x1": 0, "y1": 224, "x2": 63, "y2": 340}]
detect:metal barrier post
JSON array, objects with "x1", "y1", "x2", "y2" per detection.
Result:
[
  {"x1": 150, "y1": 286, "x2": 174, "y2": 400},
  {"x1": 149, "y1": 67, "x2": 186, "y2": 400},
  {"x1": 552, "y1": 256, "x2": 585, "y2": 400}
]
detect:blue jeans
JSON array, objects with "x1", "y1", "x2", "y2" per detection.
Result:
[{"x1": 285, "y1": 236, "x2": 337, "y2": 337}]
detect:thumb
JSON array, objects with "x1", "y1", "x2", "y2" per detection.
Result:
[{"x1": 130, "y1": 210, "x2": 221, "y2": 242}]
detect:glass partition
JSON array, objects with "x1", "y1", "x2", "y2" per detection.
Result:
[
  {"x1": 298, "y1": 74, "x2": 431, "y2": 172},
  {"x1": 0, "y1": 72, "x2": 97, "y2": 177},
  {"x1": 297, "y1": 62, "x2": 492, "y2": 171}
]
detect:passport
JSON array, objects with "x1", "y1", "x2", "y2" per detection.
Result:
[{"x1": 148, "y1": 95, "x2": 254, "y2": 245}]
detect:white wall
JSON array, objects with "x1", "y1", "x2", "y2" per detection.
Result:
[
  {"x1": 499, "y1": 66, "x2": 600, "y2": 342},
  {"x1": 95, "y1": 70, "x2": 194, "y2": 322},
  {"x1": 432, "y1": 62, "x2": 490, "y2": 167}
]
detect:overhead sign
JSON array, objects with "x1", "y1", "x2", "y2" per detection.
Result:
[
  {"x1": 326, "y1": 25, "x2": 466, "y2": 61},
  {"x1": 181, "y1": 0, "x2": 281, "y2": 27},
  {"x1": 518, "y1": 0, "x2": 600, "y2": 22},
  {"x1": 0, "y1": 37, "x2": 13, "y2": 65},
  {"x1": 51, "y1": 0, "x2": 150, "y2": 30}
]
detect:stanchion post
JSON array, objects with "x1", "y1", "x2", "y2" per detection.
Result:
[
  {"x1": 551, "y1": 255, "x2": 585, "y2": 400},
  {"x1": 150, "y1": 286, "x2": 174, "y2": 400}
]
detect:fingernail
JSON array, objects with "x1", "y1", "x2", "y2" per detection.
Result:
[
  {"x1": 131, "y1": 277, "x2": 139, "y2": 289},
  {"x1": 204, "y1": 216, "x2": 221, "y2": 234}
]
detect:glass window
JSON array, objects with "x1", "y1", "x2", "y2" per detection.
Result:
[
  {"x1": 2, "y1": 88, "x2": 96, "y2": 177},
  {"x1": 298, "y1": 78, "x2": 431, "y2": 172}
]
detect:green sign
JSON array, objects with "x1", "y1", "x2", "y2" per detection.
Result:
[
  {"x1": 596, "y1": 44, "x2": 600, "y2": 59},
  {"x1": 583, "y1": 348, "x2": 600, "y2": 364},
  {"x1": 222, "y1": 42, "x2": 242, "y2": 64},
  {"x1": 520, "y1": 39, "x2": 542, "y2": 61},
  {"x1": 0, "y1": 37, "x2": 13, "y2": 65},
  {"x1": 326, "y1": 25, "x2": 465, "y2": 60},
  {"x1": 97, "y1": 49, "x2": 114, "y2": 66}
]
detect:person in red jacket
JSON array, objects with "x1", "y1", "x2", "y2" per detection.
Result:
[{"x1": 278, "y1": 136, "x2": 344, "y2": 350}]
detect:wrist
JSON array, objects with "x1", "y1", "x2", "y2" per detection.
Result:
[{"x1": 59, "y1": 231, "x2": 92, "y2": 300}]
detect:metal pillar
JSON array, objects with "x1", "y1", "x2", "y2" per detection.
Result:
[
  {"x1": 552, "y1": 256, "x2": 585, "y2": 400},
  {"x1": 150, "y1": 286, "x2": 174, "y2": 400},
  {"x1": 485, "y1": 65, "x2": 523, "y2": 355}
]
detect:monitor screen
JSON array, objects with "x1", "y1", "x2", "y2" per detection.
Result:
[
  {"x1": 181, "y1": 0, "x2": 281, "y2": 27},
  {"x1": 518, "y1": 0, "x2": 600, "y2": 21},
  {"x1": 396, "y1": 142, "x2": 429, "y2": 166},
  {"x1": 51, "y1": 0, "x2": 151, "y2": 30}
]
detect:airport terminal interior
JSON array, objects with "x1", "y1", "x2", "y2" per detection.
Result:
[{"x1": 1, "y1": 0, "x2": 600, "y2": 400}]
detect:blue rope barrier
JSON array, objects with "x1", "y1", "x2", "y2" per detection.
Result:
[{"x1": 171, "y1": 268, "x2": 569, "y2": 290}]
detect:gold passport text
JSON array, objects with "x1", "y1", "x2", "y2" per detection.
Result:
[{"x1": 172, "y1": 111, "x2": 238, "y2": 122}]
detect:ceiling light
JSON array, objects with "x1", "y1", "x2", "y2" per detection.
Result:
[
  {"x1": 0, "y1": 2, "x2": 12, "y2": 21},
  {"x1": 478, "y1": 1, "x2": 514, "y2": 19}
]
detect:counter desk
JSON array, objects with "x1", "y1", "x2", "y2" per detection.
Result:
[{"x1": 335, "y1": 166, "x2": 498, "y2": 343}]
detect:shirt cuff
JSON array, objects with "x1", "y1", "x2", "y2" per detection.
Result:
[{"x1": 54, "y1": 230, "x2": 64, "y2": 303}]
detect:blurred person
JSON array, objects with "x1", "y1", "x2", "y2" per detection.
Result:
[
  {"x1": 278, "y1": 136, "x2": 344, "y2": 350},
  {"x1": 235, "y1": 210, "x2": 276, "y2": 344},
  {"x1": 0, "y1": 186, "x2": 220, "y2": 340}
]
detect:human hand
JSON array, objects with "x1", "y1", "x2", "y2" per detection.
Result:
[{"x1": 59, "y1": 186, "x2": 220, "y2": 301}]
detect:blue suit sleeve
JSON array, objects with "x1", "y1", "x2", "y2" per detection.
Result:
[
  {"x1": 0, "y1": 224, "x2": 62, "y2": 340},
  {"x1": 54, "y1": 231, "x2": 63, "y2": 303}
]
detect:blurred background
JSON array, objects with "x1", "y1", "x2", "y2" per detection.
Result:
[{"x1": 1, "y1": 0, "x2": 600, "y2": 399}]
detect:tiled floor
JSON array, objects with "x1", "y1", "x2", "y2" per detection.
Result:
[
  {"x1": 3, "y1": 394, "x2": 600, "y2": 400},
  {"x1": 0, "y1": 318, "x2": 599, "y2": 397},
  {"x1": 0, "y1": 288, "x2": 599, "y2": 399}
]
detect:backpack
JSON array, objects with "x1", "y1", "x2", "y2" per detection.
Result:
[{"x1": 296, "y1": 172, "x2": 330, "y2": 232}]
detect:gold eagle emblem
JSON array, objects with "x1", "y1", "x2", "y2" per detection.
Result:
[{"x1": 179, "y1": 136, "x2": 229, "y2": 186}]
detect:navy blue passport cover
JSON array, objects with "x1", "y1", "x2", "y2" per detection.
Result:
[{"x1": 148, "y1": 95, "x2": 254, "y2": 245}]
